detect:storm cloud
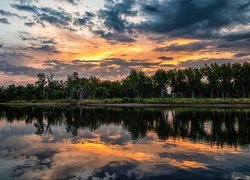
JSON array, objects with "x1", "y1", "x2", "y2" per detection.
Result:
[{"x1": 137, "y1": 0, "x2": 250, "y2": 39}]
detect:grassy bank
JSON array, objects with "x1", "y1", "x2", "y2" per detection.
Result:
[{"x1": 3, "y1": 98, "x2": 250, "y2": 105}]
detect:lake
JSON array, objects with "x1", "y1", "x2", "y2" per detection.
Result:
[{"x1": 0, "y1": 106, "x2": 250, "y2": 179}]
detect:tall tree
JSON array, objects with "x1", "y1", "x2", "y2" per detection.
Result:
[{"x1": 152, "y1": 69, "x2": 168, "y2": 97}]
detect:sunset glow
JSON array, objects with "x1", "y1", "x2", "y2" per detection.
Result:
[{"x1": 0, "y1": 0, "x2": 249, "y2": 84}]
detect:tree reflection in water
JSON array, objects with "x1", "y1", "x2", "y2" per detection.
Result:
[{"x1": 0, "y1": 106, "x2": 249, "y2": 148}]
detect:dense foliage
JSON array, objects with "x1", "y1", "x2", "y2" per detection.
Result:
[{"x1": 0, "y1": 62, "x2": 249, "y2": 102}]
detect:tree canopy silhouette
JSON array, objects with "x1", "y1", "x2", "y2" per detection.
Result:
[{"x1": 0, "y1": 62, "x2": 249, "y2": 102}]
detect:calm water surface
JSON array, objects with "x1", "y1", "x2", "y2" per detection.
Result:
[{"x1": 0, "y1": 106, "x2": 250, "y2": 180}]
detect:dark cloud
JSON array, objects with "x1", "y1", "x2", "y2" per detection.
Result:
[
  {"x1": 141, "y1": 2, "x2": 161, "y2": 14},
  {"x1": 138, "y1": 0, "x2": 250, "y2": 39},
  {"x1": 94, "y1": 30, "x2": 136, "y2": 43},
  {"x1": 26, "y1": 44, "x2": 61, "y2": 54},
  {"x1": 178, "y1": 58, "x2": 248, "y2": 68},
  {"x1": 38, "y1": 7, "x2": 72, "y2": 27},
  {"x1": 19, "y1": 31, "x2": 38, "y2": 41},
  {"x1": 0, "y1": 9, "x2": 21, "y2": 18},
  {"x1": 94, "y1": 0, "x2": 250, "y2": 44},
  {"x1": 158, "y1": 56, "x2": 174, "y2": 60},
  {"x1": 0, "y1": 18, "x2": 10, "y2": 24},
  {"x1": 155, "y1": 42, "x2": 211, "y2": 52},
  {"x1": 42, "y1": 39, "x2": 56, "y2": 45},
  {"x1": 215, "y1": 38, "x2": 250, "y2": 53},
  {"x1": 11, "y1": 3, "x2": 73, "y2": 29},
  {"x1": 17, "y1": 32, "x2": 61, "y2": 54},
  {"x1": 19, "y1": 31, "x2": 57, "y2": 44},
  {"x1": 11, "y1": 4, "x2": 38, "y2": 13},
  {"x1": 155, "y1": 38, "x2": 250, "y2": 56},
  {"x1": 99, "y1": 58, "x2": 160, "y2": 67},
  {"x1": 0, "y1": 51, "x2": 31, "y2": 58},
  {"x1": 73, "y1": 11, "x2": 95, "y2": 26},
  {"x1": 0, "y1": 60, "x2": 40, "y2": 76},
  {"x1": 14, "y1": 0, "x2": 39, "y2": 4},
  {"x1": 99, "y1": 0, "x2": 136, "y2": 32},
  {"x1": 24, "y1": 21, "x2": 36, "y2": 27},
  {"x1": 61, "y1": 0, "x2": 80, "y2": 5},
  {"x1": 223, "y1": 32, "x2": 250, "y2": 42},
  {"x1": 93, "y1": 0, "x2": 137, "y2": 43},
  {"x1": 233, "y1": 52, "x2": 250, "y2": 58}
]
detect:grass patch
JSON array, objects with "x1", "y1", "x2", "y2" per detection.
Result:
[{"x1": 5, "y1": 98, "x2": 250, "y2": 104}]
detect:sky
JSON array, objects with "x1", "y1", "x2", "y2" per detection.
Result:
[{"x1": 0, "y1": 0, "x2": 250, "y2": 85}]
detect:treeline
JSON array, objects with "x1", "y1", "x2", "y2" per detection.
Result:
[{"x1": 0, "y1": 62, "x2": 249, "y2": 102}]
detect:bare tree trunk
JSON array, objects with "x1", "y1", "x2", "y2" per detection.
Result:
[
  {"x1": 243, "y1": 85, "x2": 246, "y2": 98},
  {"x1": 161, "y1": 87, "x2": 164, "y2": 98},
  {"x1": 211, "y1": 88, "x2": 213, "y2": 98},
  {"x1": 79, "y1": 89, "x2": 83, "y2": 100},
  {"x1": 43, "y1": 88, "x2": 45, "y2": 100}
]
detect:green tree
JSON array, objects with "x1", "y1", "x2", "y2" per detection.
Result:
[
  {"x1": 184, "y1": 68, "x2": 203, "y2": 98},
  {"x1": 152, "y1": 69, "x2": 168, "y2": 97},
  {"x1": 123, "y1": 70, "x2": 151, "y2": 98},
  {"x1": 204, "y1": 63, "x2": 220, "y2": 98}
]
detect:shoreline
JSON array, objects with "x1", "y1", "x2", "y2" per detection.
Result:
[{"x1": 1, "y1": 102, "x2": 250, "y2": 107}]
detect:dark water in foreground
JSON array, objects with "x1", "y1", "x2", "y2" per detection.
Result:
[{"x1": 0, "y1": 106, "x2": 250, "y2": 180}]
